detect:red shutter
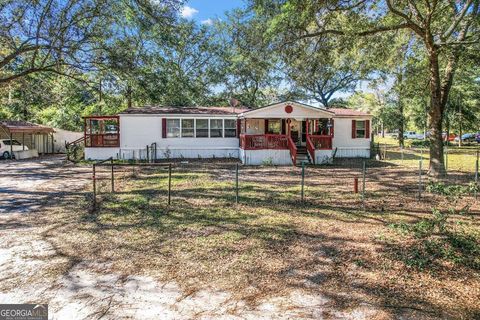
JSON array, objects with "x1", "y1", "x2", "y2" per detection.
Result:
[
  {"x1": 352, "y1": 120, "x2": 356, "y2": 139},
  {"x1": 330, "y1": 119, "x2": 334, "y2": 137},
  {"x1": 264, "y1": 119, "x2": 269, "y2": 134},
  {"x1": 365, "y1": 120, "x2": 370, "y2": 139},
  {"x1": 162, "y1": 118, "x2": 167, "y2": 138},
  {"x1": 236, "y1": 119, "x2": 241, "y2": 137}
]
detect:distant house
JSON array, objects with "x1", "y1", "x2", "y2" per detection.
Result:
[{"x1": 84, "y1": 101, "x2": 372, "y2": 165}]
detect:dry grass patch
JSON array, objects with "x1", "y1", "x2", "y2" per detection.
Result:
[{"x1": 32, "y1": 161, "x2": 480, "y2": 319}]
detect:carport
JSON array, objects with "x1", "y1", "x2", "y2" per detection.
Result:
[{"x1": 0, "y1": 120, "x2": 55, "y2": 159}]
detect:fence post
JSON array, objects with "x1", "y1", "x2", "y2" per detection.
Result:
[
  {"x1": 93, "y1": 164, "x2": 96, "y2": 209},
  {"x1": 111, "y1": 158, "x2": 114, "y2": 193},
  {"x1": 146, "y1": 145, "x2": 150, "y2": 163},
  {"x1": 301, "y1": 162, "x2": 305, "y2": 202},
  {"x1": 445, "y1": 144, "x2": 448, "y2": 174},
  {"x1": 362, "y1": 160, "x2": 366, "y2": 209},
  {"x1": 168, "y1": 163, "x2": 172, "y2": 206},
  {"x1": 418, "y1": 159, "x2": 422, "y2": 200},
  {"x1": 235, "y1": 163, "x2": 239, "y2": 204},
  {"x1": 475, "y1": 150, "x2": 479, "y2": 199}
]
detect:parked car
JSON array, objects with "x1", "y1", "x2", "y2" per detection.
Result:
[
  {"x1": 475, "y1": 132, "x2": 480, "y2": 143},
  {"x1": 454, "y1": 133, "x2": 477, "y2": 143},
  {"x1": 403, "y1": 131, "x2": 424, "y2": 139},
  {"x1": 0, "y1": 139, "x2": 28, "y2": 159},
  {"x1": 442, "y1": 132, "x2": 456, "y2": 142}
]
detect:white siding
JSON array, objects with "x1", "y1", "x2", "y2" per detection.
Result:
[
  {"x1": 85, "y1": 147, "x2": 120, "y2": 160},
  {"x1": 240, "y1": 149, "x2": 292, "y2": 165},
  {"x1": 332, "y1": 118, "x2": 371, "y2": 158},
  {"x1": 114, "y1": 115, "x2": 239, "y2": 160}
]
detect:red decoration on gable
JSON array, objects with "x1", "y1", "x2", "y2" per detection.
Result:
[{"x1": 285, "y1": 105, "x2": 293, "y2": 113}]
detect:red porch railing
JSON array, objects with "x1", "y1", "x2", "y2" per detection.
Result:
[
  {"x1": 86, "y1": 134, "x2": 120, "y2": 147},
  {"x1": 287, "y1": 136, "x2": 297, "y2": 164},
  {"x1": 306, "y1": 136, "x2": 315, "y2": 164},
  {"x1": 309, "y1": 135, "x2": 332, "y2": 150},
  {"x1": 240, "y1": 134, "x2": 288, "y2": 150}
]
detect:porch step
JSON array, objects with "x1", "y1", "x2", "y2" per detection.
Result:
[{"x1": 296, "y1": 153, "x2": 311, "y2": 166}]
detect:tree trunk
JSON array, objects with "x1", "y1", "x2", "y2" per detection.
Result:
[
  {"x1": 427, "y1": 50, "x2": 446, "y2": 177},
  {"x1": 127, "y1": 84, "x2": 132, "y2": 109},
  {"x1": 398, "y1": 99, "x2": 404, "y2": 148}
]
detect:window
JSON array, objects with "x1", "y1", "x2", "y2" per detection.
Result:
[
  {"x1": 3, "y1": 140, "x2": 21, "y2": 146},
  {"x1": 267, "y1": 120, "x2": 281, "y2": 134},
  {"x1": 196, "y1": 119, "x2": 209, "y2": 137},
  {"x1": 224, "y1": 119, "x2": 237, "y2": 137},
  {"x1": 167, "y1": 119, "x2": 180, "y2": 138},
  {"x1": 181, "y1": 119, "x2": 194, "y2": 137},
  {"x1": 210, "y1": 119, "x2": 223, "y2": 137},
  {"x1": 355, "y1": 120, "x2": 366, "y2": 138}
]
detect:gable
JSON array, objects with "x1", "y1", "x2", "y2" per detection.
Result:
[{"x1": 239, "y1": 101, "x2": 334, "y2": 119}]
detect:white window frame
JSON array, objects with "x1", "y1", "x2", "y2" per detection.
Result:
[
  {"x1": 195, "y1": 118, "x2": 209, "y2": 138},
  {"x1": 209, "y1": 118, "x2": 223, "y2": 138},
  {"x1": 224, "y1": 118, "x2": 237, "y2": 138},
  {"x1": 166, "y1": 118, "x2": 181, "y2": 138},
  {"x1": 181, "y1": 118, "x2": 195, "y2": 138}
]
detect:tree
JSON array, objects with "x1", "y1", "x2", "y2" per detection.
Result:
[
  {"x1": 0, "y1": 0, "x2": 111, "y2": 84},
  {"x1": 216, "y1": 9, "x2": 282, "y2": 107},
  {"x1": 254, "y1": 0, "x2": 480, "y2": 177}
]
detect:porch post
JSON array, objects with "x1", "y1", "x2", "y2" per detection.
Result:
[
  {"x1": 306, "y1": 119, "x2": 309, "y2": 138},
  {"x1": 244, "y1": 118, "x2": 247, "y2": 134},
  {"x1": 9, "y1": 132, "x2": 13, "y2": 159}
]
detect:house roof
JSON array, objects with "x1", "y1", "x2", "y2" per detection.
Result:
[
  {"x1": 119, "y1": 106, "x2": 249, "y2": 115},
  {"x1": 0, "y1": 120, "x2": 54, "y2": 133},
  {"x1": 329, "y1": 108, "x2": 371, "y2": 117}
]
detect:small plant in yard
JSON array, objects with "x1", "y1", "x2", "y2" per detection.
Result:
[
  {"x1": 388, "y1": 208, "x2": 480, "y2": 271},
  {"x1": 261, "y1": 157, "x2": 274, "y2": 166},
  {"x1": 426, "y1": 180, "x2": 478, "y2": 198}
]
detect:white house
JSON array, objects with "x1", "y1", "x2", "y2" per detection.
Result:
[{"x1": 84, "y1": 101, "x2": 372, "y2": 165}]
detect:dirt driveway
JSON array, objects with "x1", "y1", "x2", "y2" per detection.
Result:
[{"x1": 0, "y1": 157, "x2": 428, "y2": 319}]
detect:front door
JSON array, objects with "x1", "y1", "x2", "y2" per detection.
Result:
[{"x1": 288, "y1": 120, "x2": 306, "y2": 146}]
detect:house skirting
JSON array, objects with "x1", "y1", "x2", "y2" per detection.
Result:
[
  {"x1": 85, "y1": 147, "x2": 239, "y2": 160},
  {"x1": 240, "y1": 149, "x2": 292, "y2": 165},
  {"x1": 334, "y1": 147, "x2": 370, "y2": 158}
]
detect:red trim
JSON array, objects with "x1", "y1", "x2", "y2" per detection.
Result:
[
  {"x1": 352, "y1": 120, "x2": 356, "y2": 139},
  {"x1": 306, "y1": 136, "x2": 315, "y2": 164},
  {"x1": 84, "y1": 116, "x2": 120, "y2": 147},
  {"x1": 162, "y1": 118, "x2": 167, "y2": 138},
  {"x1": 240, "y1": 134, "x2": 289, "y2": 150},
  {"x1": 285, "y1": 105, "x2": 293, "y2": 113},
  {"x1": 309, "y1": 135, "x2": 333, "y2": 150},
  {"x1": 365, "y1": 119, "x2": 370, "y2": 139}
]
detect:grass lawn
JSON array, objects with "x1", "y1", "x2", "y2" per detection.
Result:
[
  {"x1": 374, "y1": 136, "x2": 480, "y2": 173},
  {"x1": 39, "y1": 160, "x2": 480, "y2": 319}
]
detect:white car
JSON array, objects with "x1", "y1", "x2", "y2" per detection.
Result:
[
  {"x1": 0, "y1": 139, "x2": 29, "y2": 159},
  {"x1": 403, "y1": 131, "x2": 425, "y2": 139}
]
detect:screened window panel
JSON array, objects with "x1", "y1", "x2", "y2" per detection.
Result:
[
  {"x1": 268, "y1": 120, "x2": 281, "y2": 134},
  {"x1": 210, "y1": 119, "x2": 223, "y2": 137},
  {"x1": 196, "y1": 119, "x2": 209, "y2": 137},
  {"x1": 181, "y1": 119, "x2": 194, "y2": 137},
  {"x1": 224, "y1": 119, "x2": 237, "y2": 137},
  {"x1": 167, "y1": 119, "x2": 180, "y2": 138}
]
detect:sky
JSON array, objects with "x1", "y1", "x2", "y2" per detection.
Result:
[{"x1": 180, "y1": 0, "x2": 246, "y2": 24}]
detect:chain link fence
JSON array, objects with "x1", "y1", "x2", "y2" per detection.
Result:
[{"x1": 90, "y1": 146, "x2": 479, "y2": 215}]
